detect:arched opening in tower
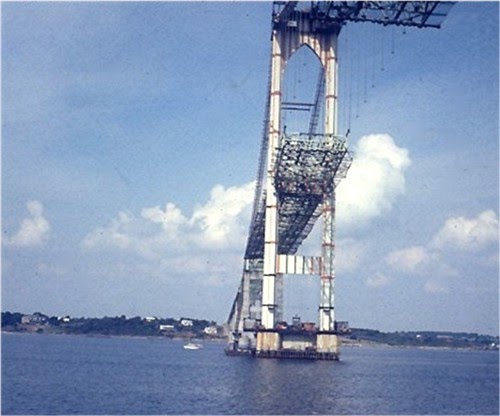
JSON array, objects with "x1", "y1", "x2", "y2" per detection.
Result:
[{"x1": 281, "y1": 45, "x2": 325, "y2": 136}]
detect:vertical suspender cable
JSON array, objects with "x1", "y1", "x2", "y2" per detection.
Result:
[
  {"x1": 307, "y1": 67, "x2": 325, "y2": 138},
  {"x1": 353, "y1": 25, "x2": 360, "y2": 119},
  {"x1": 381, "y1": 25, "x2": 385, "y2": 71},
  {"x1": 363, "y1": 23, "x2": 368, "y2": 103},
  {"x1": 371, "y1": 25, "x2": 376, "y2": 88},
  {"x1": 346, "y1": 25, "x2": 352, "y2": 133},
  {"x1": 391, "y1": 25, "x2": 396, "y2": 55}
]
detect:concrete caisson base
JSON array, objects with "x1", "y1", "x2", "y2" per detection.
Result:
[
  {"x1": 316, "y1": 333, "x2": 340, "y2": 354},
  {"x1": 250, "y1": 330, "x2": 341, "y2": 360},
  {"x1": 256, "y1": 330, "x2": 281, "y2": 352}
]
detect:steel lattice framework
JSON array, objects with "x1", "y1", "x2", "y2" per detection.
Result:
[
  {"x1": 245, "y1": 134, "x2": 352, "y2": 259},
  {"x1": 273, "y1": 1, "x2": 455, "y2": 28}
]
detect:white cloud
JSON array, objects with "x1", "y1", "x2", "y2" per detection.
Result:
[
  {"x1": 8, "y1": 200, "x2": 50, "y2": 247},
  {"x1": 385, "y1": 210, "x2": 498, "y2": 276},
  {"x1": 190, "y1": 183, "x2": 255, "y2": 248},
  {"x1": 384, "y1": 210, "x2": 497, "y2": 292},
  {"x1": 83, "y1": 211, "x2": 134, "y2": 251},
  {"x1": 82, "y1": 182, "x2": 255, "y2": 279},
  {"x1": 141, "y1": 203, "x2": 188, "y2": 231},
  {"x1": 431, "y1": 210, "x2": 499, "y2": 251},
  {"x1": 337, "y1": 134, "x2": 411, "y2": 228},
  {"x1": 385, "y1": 245, "x2": 430, "y2": 273}
]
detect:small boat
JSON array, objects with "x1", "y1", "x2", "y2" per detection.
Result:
[{"x1": 183, "y1": 342, "x2": 202, "y2": 350}]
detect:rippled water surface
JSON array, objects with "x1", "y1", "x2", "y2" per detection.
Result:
[{"x1": 2, "y1": 332, "x2": 498, "y2": 414}]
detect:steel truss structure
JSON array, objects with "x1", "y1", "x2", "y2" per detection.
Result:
[
  {"x1": 244, "y1": 134, "x2": 352, "y2": 259},
  {"x1": 273, "y1": 1, "x2": 455, "y2": 29},
  {"x1": 226, "y1": 1, "x2": 454, "y2": 358}
]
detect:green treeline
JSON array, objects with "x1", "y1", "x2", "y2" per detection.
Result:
[
  {"x1": 348, "y1": 327, "x2": 498, "y2": 349},
  {"x1": 1, "y1": 311, "x2": 221, "y2": 339}
]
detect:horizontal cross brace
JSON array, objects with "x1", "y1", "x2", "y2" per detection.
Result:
[
  {"x1": 281, "y1": 101, "x2": 315, "y2": 107},
  {"x1": 277, "y1": 254, "x2": 322, "y2": 275}
]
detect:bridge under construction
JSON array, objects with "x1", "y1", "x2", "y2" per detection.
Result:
[{"x1": 226, "y1": 1, "x2": 454, "y2": 360}]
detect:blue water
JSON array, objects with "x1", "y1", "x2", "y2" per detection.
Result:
[{"x1": 2, "y1": 332, "x2": 498, "y2": 415}]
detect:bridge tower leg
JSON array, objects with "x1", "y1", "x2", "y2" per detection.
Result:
[
  {"x1": 257, "y1": 22, "x2": 284, "y2": 352},
  {"x1": 317, "y1": 30, "x2": 340, "y2": 355}
]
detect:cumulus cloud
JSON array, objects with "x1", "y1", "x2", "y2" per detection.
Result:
[
  {"x1": 337, "y1": 134, "x2": 411, "y2": 228},
  {"x1": 141, "y1": 203, "x2": 188, "y2": 231},
  {"x1": 431, "y1": 210, "x2": 499, "y2": 251},
  {"x1": 82, "y1": 182, "x2": 255, "y2": 282},
  {"x1": 386, "y1": 211, "x2": 498, "y2": 275},
  {"x1": 385, "y1": 245, "x2": 431, "y2": 273},
  {"x1": 83, "y1": 211, "x2": 134, "y2": 251},
  {"x1": 384, "y1": 210, "x2": 497, "y2": 292},
  {"x1": 84, "y1": 182, "x2": 255, "y2": 252},
  {"x1": 190, "y1": 183, "x2": 255, "y2": 248},
  {"x1": 8, "y1": 200, "x2": 50, "y2": 247}
]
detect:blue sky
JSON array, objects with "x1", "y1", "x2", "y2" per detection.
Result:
[{"x1": 2, "y1": 1, "x2": 498, "y2": 335}]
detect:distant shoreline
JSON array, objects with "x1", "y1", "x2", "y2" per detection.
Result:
[
  {"x1": 2, "y1": 311, "x2": 498, "y2": 351},
  {"x1": 3, "y1": 329, "x2": 498, "y2": 353}
]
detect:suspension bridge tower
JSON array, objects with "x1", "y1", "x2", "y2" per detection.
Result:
[{"x1": 226, "y1": 1, "x2": 454, "y2": 360}]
